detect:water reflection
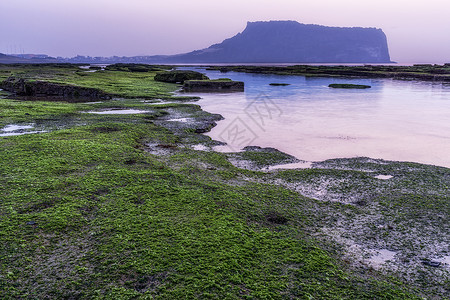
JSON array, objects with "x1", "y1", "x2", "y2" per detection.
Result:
[{"x1": 181, "y1": 68, "x2": 450, "y2": 168}]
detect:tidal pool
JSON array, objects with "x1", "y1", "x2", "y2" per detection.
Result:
[
  {"x1": 0, "y1": 124, "x2": 45, "y2": 137},
  {"x1": 84, "y1": 109, "x2": 148, "y2": 115},
  {"x1": 181, "y1": 68, "x2": 450, "y2": 168}
]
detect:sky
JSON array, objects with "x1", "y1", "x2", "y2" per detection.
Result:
[{"x1": 1, "y1": 0, "x2": 450, "y2": 63}]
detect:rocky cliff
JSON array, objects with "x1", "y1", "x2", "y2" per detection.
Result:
[{"x1": 165, "y1": 21, "x2": 391, "y2": 63}]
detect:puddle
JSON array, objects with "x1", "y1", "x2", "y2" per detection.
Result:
[
  {"x1": 192, "y1": 144, "x2": 210, "y2": 151},
  {"x1": 145, "y1": 102, "x2": 179, "y2": 105},
  {"x1": 84, "y1": 109, "x2": 149, "y2": 115},
  {"x1": 166, "y1": 118, "x2": 192, "y2": 123},
  {"x1": 368, "y1": 249, "x2": 397, "y2": 267},
  {"x1": 0, "y1": 131, "x2": 45, "y2": 137},
  {"x1": 444, "y1": 256, "x2": 450, "y2": 266},
  {"x1": 0, "y1": 124, "x2": 45, "y2": 137},
  {"x1": 266, "y1": 161, "x2": 313, "y2": 171},
  {"x1": 84, "y1": 101, "x2": 104, "y2": 104},
  {"x1": 2, "y1": 125, "x2": 34, "y2": 132},
  {"x1": 375, "y1": 175, "x2": 393, "y2": 180}
]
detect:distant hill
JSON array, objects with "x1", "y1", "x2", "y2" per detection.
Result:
[
  {"x1": 162, "y1": 21, "x2": 391, "y2": 63},
  {"x1": 0, "y1": 53, "x2": 27, "y2": 63},
  {"x1": 0, "y1": 53, "x2": 58, "y2": 64}
]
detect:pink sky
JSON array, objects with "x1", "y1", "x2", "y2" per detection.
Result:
[{"x1": 1, "y1": 0, "x2": 449, "y2": 63}]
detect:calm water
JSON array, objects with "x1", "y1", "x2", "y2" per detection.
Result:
[{"x1": 181, "y1": 68, "x2": 450, "y2": 168}]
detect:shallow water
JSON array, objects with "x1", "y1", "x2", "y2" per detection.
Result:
[
  {"x1": 375, "y1": 175, "x2": 393, "y2": 180},
  {"x1": 368, "y1": 249, "x2": 397, "y2": 267},
  {"x1": 84, "y1": 109, "x2": 148, "y2": 115},
  {"x1": 181, "y1": 68, "x2": 450, "y2": 168},
  {"x1": 0, "y1": 124, "x2": 45, "y2": 137}
]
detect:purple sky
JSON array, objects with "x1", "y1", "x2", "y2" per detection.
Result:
[{"x1": 1, "y1": 0, "x2": 449, "y2": 63}]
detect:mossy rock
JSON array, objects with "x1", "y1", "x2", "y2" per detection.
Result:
[
  {"x1": 154, "y1": 70, "x2": 209, "y2": 84},
  {"x1": 328, "y1": 83, "x2": 371, "y2": 89},
  {"x1": 183, "y1": 79, "x2": 244, "y2": 92}
]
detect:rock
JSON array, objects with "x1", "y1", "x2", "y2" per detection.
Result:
[
  {"x1": 26, "y1": 221, "x2": 37, "y2": 226},
  {"x1": 183, "y1": 80, "x2": 244, "y2": 92},
  {"x1": 154, "y1": 71, "x2": 209, "y2": 84},
  {"x1": 421, "y1": 260, "x2": 441, "y2": 268},
  {"x1": 269, "y1": 83, "x2": 290, "y2": 86},
  {"x1": 1, "y1": 77, "x2": 112, "y2": 102},
  {"x1": 329, "y1": 83, "x2": 371, "y2": 89}
]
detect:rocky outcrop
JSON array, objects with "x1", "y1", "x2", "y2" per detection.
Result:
[
  {"x1": 183, "y1": 80, "x2": 244, "y2": 92},
  {"x1": 154, "y1": 71, "x2": 209, "y2": 84},
  {"x1": 1, "y1": 77, "x2": 111, "y2": 101}
]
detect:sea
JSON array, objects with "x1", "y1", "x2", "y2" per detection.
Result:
[{"x1": 179, "y1": 67, "x2": 450, "y2": 168}]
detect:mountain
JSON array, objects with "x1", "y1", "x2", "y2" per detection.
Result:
[
  {"x1": 0, "y1": 53, "x2": 58, "y2": 64},
  {"x1": 163, "y1": 21, "x2": 391, "y2": 63}
]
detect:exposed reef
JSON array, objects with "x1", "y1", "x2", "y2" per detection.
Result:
[
  {"x1": 206, "y1": 64, "x2": 450, "y2": 82},
  {"x1": 183, "y1": 79, "x2": 244, "y2": 92},
  {"x1": 329, "y1": 83, "x2": 371, "y2": 89}
]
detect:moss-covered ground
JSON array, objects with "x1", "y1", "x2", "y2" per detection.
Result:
[{"x1": 0, "y1": 64, "x2": 448, "y2": 299}]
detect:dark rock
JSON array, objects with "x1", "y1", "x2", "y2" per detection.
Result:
[
  {"x1": 421, "y1": 260, "x2": 441, "y2": 268},
  {"x1": 1, "y1": 77, "x2": 112, "y2": 102},
  {"x1": 183, "y1": 80, "x2": 244, "y2": 92},
  {"x1": 243, "y1": 146, "x2": 280, "y2": 153},
  {"x1": 269, "y1": 83, "x2": 290, "y2": 86},
  {"x1": 154, "y1": 71, "x2": 208, "y2": 84},
  {"x1": 194, "y1": 122, "x2": 216, "y2": 133},
  {"x1": 266, "y1": 211, "x2": 289, "y2": 225},
  {"x1": 329, "y1": 83, "x2": 371, "y2": 89}
]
